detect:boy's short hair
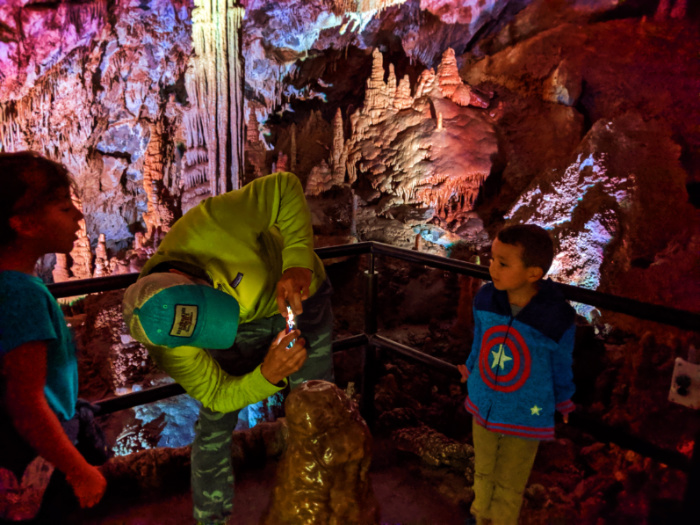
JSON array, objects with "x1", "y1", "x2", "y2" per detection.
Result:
[{"x1": 497, "y1": 224, "x2": 554, "y2": 277}]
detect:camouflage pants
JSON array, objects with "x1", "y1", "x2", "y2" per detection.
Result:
[{"x1": 191, "y1": 279, "x2": 334, "y2": 524}]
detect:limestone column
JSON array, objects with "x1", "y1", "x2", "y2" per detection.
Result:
[{"x1": 188, "y1": 0, "x2": 245, "y2": 196}]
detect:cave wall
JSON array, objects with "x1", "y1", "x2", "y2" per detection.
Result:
[{"x1": 1, "y1": 0, "x2": 699, "y2": 470}]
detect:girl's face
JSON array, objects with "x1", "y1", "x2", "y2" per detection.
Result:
[{"x1": 27, "y1": 186, "x2": 84, "y2": 254}]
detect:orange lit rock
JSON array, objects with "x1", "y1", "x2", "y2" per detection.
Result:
[{"x1": 262, "y1": 380, "x2": 380, "y2": 525}]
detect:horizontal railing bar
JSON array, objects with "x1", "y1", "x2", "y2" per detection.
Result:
[
  {"x1": 371, "y1": 332, "x2": 691, "y2": 473},
  {"x1": 370, "y1": 334, "x2": 460, "y2": 376},
  {"x1": 48, "y1": 242, "x2": 699, "y2": 332},
  {"x1": 97, "y1": 382, "x2": 185, "y2": 415},
  {"x1": 370, "y1": 242, "x2": 700, "y2": 332},
  {"x1": 94, "y1": 334, "x2": 369, "y2": 415},
  {"x1": 51, "y1": 273, "x2": 139, "y2": 299},
  {"x1": 371, "y1": 242, "x2": 491, "y2": 279},
  {"x1": 568, "y1": 412, "x2": 691, "y2": 473},
  {"x1": 315, "y1": 242, "x2": 372, "y2": 258},
  {"x1": 332, "y1": 333, "x2": 369, "y2": 350}
]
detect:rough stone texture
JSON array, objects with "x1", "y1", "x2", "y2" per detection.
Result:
[
  {"x1": 0, "y1": 1, "x2": 698, "y2": 522},
  {"x1": 507, "y1": 113, "x2": 699, "y2": 322},
  {"x1": 340, "y1": 48, "x2": 497, "y2": 230},
  {"x1": 262, "y1": 380, "x2": 380, "y2": 525}
]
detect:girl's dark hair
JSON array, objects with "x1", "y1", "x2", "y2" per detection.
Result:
[
  {"x1": 497, "y1": 224, "x2": 555, "y2": 276},
  {"x1": 0, "y1": 151, "x2": 73, "y2": 246}
]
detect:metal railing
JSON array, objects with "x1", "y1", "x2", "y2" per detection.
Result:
[{"x1": 49, "y1": 241, "x2": 700, "y2": 520}]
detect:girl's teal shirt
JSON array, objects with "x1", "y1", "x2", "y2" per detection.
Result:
[{"x1": 0, "y1": 270, "x2": 79, "y2": 422}]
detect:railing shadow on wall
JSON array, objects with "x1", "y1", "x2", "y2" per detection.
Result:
[{"x1": 48, "y1": 241, "x2": 700, "y2": 519}]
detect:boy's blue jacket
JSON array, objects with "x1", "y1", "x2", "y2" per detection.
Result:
[{"x1": 464, "y1": 279, "x2": 576, "y2": 440}]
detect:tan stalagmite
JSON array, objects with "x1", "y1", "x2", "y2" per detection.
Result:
[
  {"x1": 262, "y1": 380, "x2": 380, "y2": 525},
  {"x1": 93, "y1": 234, "x2": 109, "y2": 278},
  {"x1": 331, "y1": 108, "x2": 347, "y2": 185}
]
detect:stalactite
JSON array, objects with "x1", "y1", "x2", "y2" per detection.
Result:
[
  {"x1": 142, "y1": 122, "x2": 174, "y2": 238},
  {"x1": 290, "y1": 123, "x2": 297, "y2": 173},
  {"x1": 187, "y1": 0, "x2": 245, "y2": 195},
  {"x1": 228, "y1": 3, "x2": 245, "y2": 190}
]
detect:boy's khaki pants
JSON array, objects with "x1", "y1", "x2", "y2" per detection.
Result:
[{"x1": 471, "y1": 420, "x2": 540, "y2": 525}]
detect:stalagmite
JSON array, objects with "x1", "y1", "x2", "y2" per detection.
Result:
[
  {"x1": 262, "y1": 381, "x2": 380, "y2": 525},
  {"x1": 70, "y1": 218, "x2": 93, "y2": 280},
  {"x1": 331, "y1": 108, "x2": 346, "y2": 185},
  {"x1": 52, "y1": 253, "x2": 71, "y2": 283},
  {"x1": 93, "y1": 234, "x2": 109, "y2": 278},
  {"x1": 436, "y1": 48, "x2": 461, "y2": 98}
]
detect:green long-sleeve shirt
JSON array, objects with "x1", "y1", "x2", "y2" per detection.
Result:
[{"x1": 137, "y1": 172, "x2": 326, "y2": 412}]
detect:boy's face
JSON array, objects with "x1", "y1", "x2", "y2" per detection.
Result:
[{"x1": 489, "y1": 239, "x2": 543, "y2": 294}]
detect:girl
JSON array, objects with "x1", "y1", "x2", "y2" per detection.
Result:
[{"x1": 0, "y1": 151, "x2": 106, "y2": 522}]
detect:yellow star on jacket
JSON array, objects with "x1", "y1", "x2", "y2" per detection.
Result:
[
  {"x1": 491, "y1": 344, "x2": 513, "y2": 370},
  {"x1": 531, "y1": 405, "x2": 542, "y2": 416}
]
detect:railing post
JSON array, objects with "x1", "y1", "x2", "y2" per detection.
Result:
[
  {"x1": 682, "y1": 419, "x2": 700, "y2": 521},
  {"x1": 361, "y1": 250, "x2": 379, "y2": 428}
]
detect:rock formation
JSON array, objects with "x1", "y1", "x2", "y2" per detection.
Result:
[{"x1": 262, "y1": 380, "x2": 380, "y2": 525}]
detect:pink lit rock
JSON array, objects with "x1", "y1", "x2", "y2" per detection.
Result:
[{"x1": 344, "y1": 49, "x2": 496, "y2": 222}]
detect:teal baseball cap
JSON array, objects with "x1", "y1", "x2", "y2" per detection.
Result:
[{"x1": 123, "y1": 272, "x2": 239, "y2": 349}]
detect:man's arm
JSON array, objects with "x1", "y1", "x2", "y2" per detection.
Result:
[{"x1": 147, "y1": 328, "x2": 305, "y2": 412}]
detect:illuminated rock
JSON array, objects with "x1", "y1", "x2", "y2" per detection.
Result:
[
  {"x1": 262, "y1": 380, "x2": 380, "y2": 525},
  {"x1": 71, "y1": 213, "x2": 94, "y2": 280},
  {"x1": 94, "y1": 234, "x2": 110, "y2": 278},
  {"x1": 392, "y1": 423, "x2": 474, "y2": 470},
  {"x1": 506, "y1": 113, "x2": 697, "y2": 321},
  {"x1": 52, "y1": 253, "x2": 71, "y2": 283},
  {"x1": 344, "y1": 49, "x2": 497, "y2": 222}
]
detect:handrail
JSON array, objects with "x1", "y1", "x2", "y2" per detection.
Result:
[
  {"x1": 368, "y1": 242, "x2": 700, "y2": 332},
  {"x1": 95, "y1": 334, "x2": 369, "y2": 415},
  {"x1": 48, "y1": 241, "x2": 700, "y2": 333}
]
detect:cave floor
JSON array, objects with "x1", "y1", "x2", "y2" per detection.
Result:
[{"x1": 69, "y1": 437, "x2": 468, "y2": 525}]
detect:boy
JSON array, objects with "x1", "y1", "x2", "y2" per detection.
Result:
[{"x1": 458, "y1": 224, "x2": 576, "y2": 525}]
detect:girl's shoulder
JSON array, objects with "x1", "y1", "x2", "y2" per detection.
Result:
[
  {"x1": 0, "y1": 270, "x2": 45, "y2": 289},
  {"x1": 0, "y1": 271, "x2": 49, "y2": 302}
]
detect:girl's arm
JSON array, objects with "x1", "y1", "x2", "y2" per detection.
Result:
[{"x1": 2, "y1": 340, "x2": 106, "y2": 508}]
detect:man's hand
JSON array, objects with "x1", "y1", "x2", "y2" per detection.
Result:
[
  {"x1": 260, "y1": 329, "x2": 307, "y2": 385},
  {"x1": 66, "y1": 464, "x2": 107, "y2": 508},
  {"x1": 276, "y1": 267, "x2": 312, "y2": 317}
]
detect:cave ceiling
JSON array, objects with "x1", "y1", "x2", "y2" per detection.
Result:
[{"x1": 0, "y1": 0, "x2": 698, "y2": 317}]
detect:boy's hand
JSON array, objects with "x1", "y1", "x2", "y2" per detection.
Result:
[
  {"x1": 260, "y1": 329, "x2": 307, "y2": 385},
  {"x1": 457, "y1": 364, "x2": 468, "y2": 383},
  {"x1": 276, "y1": 267, "x2": 312, "y2": 317},
  {"x1": 66, "y1": 464, "x2": 107, "y2": 508}
]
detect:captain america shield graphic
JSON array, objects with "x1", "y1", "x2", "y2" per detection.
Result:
[{"x1": 479, "y1": 325, "x2": 531, "y2": 392}]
